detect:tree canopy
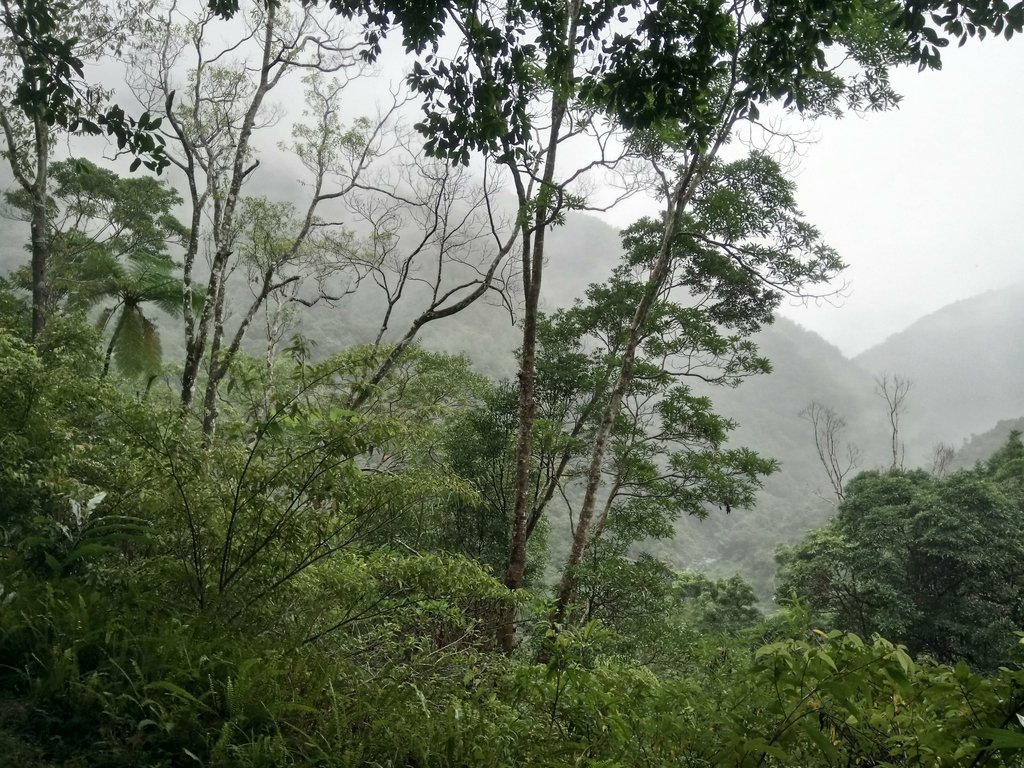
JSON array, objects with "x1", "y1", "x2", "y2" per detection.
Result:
[
  {"x1": 3, "y1": 0, "x2": 1024, "y2": 765},
  {"x1": 778, "y1": 432, "x2": 1024, "y2": 670}
]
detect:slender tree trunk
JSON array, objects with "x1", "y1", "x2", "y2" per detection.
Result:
[
  {"x1": 262, "y1": 298, "x2": 282, "y2": 421},
  {"x1": 178, "y1": 4, "x2": 278, "y2": 418},
  {"x1": 548, "y1": 72, "x2": 743, "y2": 626},
  {"x1": 502, "y1": 222, "x2": 541, "y2": 599},
  {"x1": 178, "y1": 181, "x2": 206, "y2": 411},
  {"x1": 29, "y1": 115, "x2": 50, "y2": 338},
  {"x1": 0, "y1": 88, "x2": 51, "y2": 339},
  {"x1": 202, "y1": 365, "x2": 220, "y2": 436},
  {"x1": 200, "y1": 263, "x2": 229, "y2": 437},
  {"x1": 29, "y1": 193, "x2": 49, "y2": 337},
  {"x1": 102, "y1": 309, "x2": 128, "y2": 377},
  {"x1": 201, "y1": 267, "x2": 289, "y2": 436},
  {"x1": 498, "y1": 1, "x2": 581, "y2": 654},
  {"x1": 550, "y1": 168, "x2": 704, "y2": 627}
]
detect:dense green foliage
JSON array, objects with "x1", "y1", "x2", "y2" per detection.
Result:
[
  {"x1": 778, "y1": 433, "x2": 1024, "y2": 671},
  {"x1": 3, "y1": 158, "x2": 187, "y2": 379},
  {"x1": 4, "y1": 0, "x2": 1024, "y2": 764},
  {"x1": 3, "y1": 284, "x2": 1024, "y2": 766}
]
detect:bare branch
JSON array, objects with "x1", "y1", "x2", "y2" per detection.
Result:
[
  {"x1": 801, "y1": 401, "x2": 861, "y2": 503},
  {"x1": 876, "y1": 373, "x2": 912, "y2": 471}
]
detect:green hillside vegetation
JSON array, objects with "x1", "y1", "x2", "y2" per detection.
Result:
[
  {"x1": 5, "y1": 0, "x2": 1024, "y2": 765},
  {"x1": 955, "y1": 418, "x2": 1024, "y2": 469},
  {"x1": 5, "y1": 313, "x2": 1024, "y2": 766},
  {"x1": 666, "y1": 318, "x2": 893, "y2": 597},
  {"x1": 778, "y1": 432, "x2": 1024, "y2": 672}
]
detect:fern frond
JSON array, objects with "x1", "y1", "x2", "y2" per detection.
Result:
[
  {"x1": 141, "y1": 315, "x2": 163, "y2": 377},
  {"x1": 114, "y1": 307, "x2": 146, "y2": 378}
]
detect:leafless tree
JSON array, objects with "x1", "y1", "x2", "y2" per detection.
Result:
[
  {"x1": 930, "y1": 442, "x2": 955, "y2": 477},
  {"x1": 125, "y1": 0, "x2": 380, "y2": 435},
  {"x1": 876, "y1": 373, "x2": 912, "y2": 470},
  {"x1": 337, "y1": 148, "x2": 518, "y2": 411},
  {"x1": 802, "y1": 401, "x2": 862, "y2": 503},
  {"x1": 127, "y1": 3, "x2": 518, "y2": 436}
]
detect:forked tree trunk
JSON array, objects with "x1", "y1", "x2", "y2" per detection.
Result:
[
  {"x1": 28, "y1": 114, "x2": 50, "y2": 338},
  {"x1": 550, "y1": 163, "x2": 708, "y2": 628}
]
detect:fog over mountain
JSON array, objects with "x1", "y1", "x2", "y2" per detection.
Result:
[
  {"x1": 347, "y1": 210, "x2": 1024, "y2": 600},
  {"x1": 2, "y1": 182, "x2": 1021, "y2": 601},
  {"x1": 3, "y1": 164, "x2": 1015, "y2": 582},
  {"x1": 854, "y1": 283, "x2": 1024, "y2": 457}
]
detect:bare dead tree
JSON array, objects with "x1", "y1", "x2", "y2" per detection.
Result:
[
  {"x1": 876, "y1": 373, "x2": 912, "y2": 470},
  {"x1": 802, "y1": 401, "x2": 862, "y2": 503},
  {"x1": 930, "y1": 442, "x2": 955, "y2": 477},
  {"x1": 128, "y1": 5, "x2": 512, "y2": 435},
  {"x1": 336, "y1": 147, "x2": 519, "y2": 412}
]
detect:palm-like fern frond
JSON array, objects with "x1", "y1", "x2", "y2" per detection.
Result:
[
  {"x1": 11, "y1": 159, "x2": 192, "y2": 381},
  {"x1": 103, "y1": 296, "x2": 172, "y2": 380}
]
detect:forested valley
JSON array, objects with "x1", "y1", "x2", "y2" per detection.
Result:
[{"x1": 4, "y1": 0, "x2": 1024, "y2": 765}]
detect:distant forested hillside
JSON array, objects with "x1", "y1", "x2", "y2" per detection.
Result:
[
  {"x1": 953, "y1": 417, "x2": 1024, "y2": 470},
  {"x1": 282, "y1": 210, "x2": 1024, "y2": 601},
  {"x1": 664, "y1": 317, "x2": 892, "y2": 598}
]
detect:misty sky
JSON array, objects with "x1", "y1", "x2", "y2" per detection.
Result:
[
  {"x1": 184, "y1": 12, "x2": 1024, "y2": 363},
  {"x1": 597, "y1": 38, "x2": 1024, "y2": 358},
  {"x1": 726, "y1": 40, "x2": 1023, "y2": 358},
  {"x1": 63, "y1": 11, "x2": 1024, "y2": 360}
]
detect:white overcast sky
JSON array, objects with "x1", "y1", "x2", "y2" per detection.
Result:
[
  {"x1": 739, "y1": 40, "x2": 1024, "y2": 357},
  {"x1": 94, "y1": 10, "x2": 1024, "y2": 360},
  {"x1": 267, "y1": 16, "x2": 1024, "y2": 360}
]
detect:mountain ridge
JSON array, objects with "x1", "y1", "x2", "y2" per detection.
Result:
[{"x1": 852, "y1": 280, "x2": 1024, "y2": 459}]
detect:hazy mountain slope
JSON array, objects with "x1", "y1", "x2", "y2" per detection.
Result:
[
  {"x1": 0, "y1": 199, "x2": 902, "y2": 599},
  {"x1": 660, "y1": 317, "x2": 893, "y2": 599},
  {"x1": 296, "y1": 210, "x2": 893, "y2": 599},
  {"x1": 951, "y1": 416, "x2": 1024, "y2": 470},
  {"x1": 292, "y1": 210, "x2": 624, "y2": 380},
  {"x1": 854, "y1": 283, "x2": 1024, "y2": 462},
  {"x1": 11, "y1": 187, "x2": 1011, "y2": 602}
]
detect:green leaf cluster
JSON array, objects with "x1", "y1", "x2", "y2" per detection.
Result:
[{"x1": 778, "y1": 434, "x2": 1024, "y2": 670}]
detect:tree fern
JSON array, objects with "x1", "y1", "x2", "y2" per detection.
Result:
[
  {"x1": 113, "y1": 306, "x2": 147, "y2": 378},
  {"x1": 4, "y1": 158, "x2": 188, "y2": 380}
]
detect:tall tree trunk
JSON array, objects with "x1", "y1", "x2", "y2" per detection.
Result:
[
  {"x1": 29, "y1": 193, "x2": 49, "y2": 337},
  {"x1": 177, "y1": 3, "x2": 278, "y2": 418},
  {"x1": 200, "y1": 261, "x2": 229, "y2": 437},
  {"x1": 178, "y1": 171, "x2": 206, "y2": 412},
  {"x1": 0, "y1": 83, "x2": 52, "y2": 340},
  {"x1": 29, "y1": 115, "x2": 50, "y2": 338},
  {"x1": 501, "y1": 224, "x2": 541, "y2": 623},
  {"x1": 202, "y1": 365, "x2": 220, "y2": 436},
  {"x1": 550, "y1": 165, "x2": 705, "y2": 628},
  {"x1": 549, "y1": 71, "x2": 743, "y2": 627},
  {"x1": 499, "y1": 2, "x2": 580, "y2": 654}
]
